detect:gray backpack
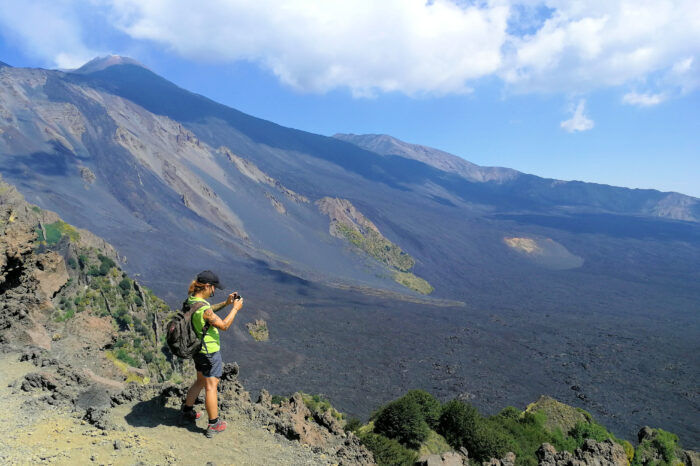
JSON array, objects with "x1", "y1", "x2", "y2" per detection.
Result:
[{"x1": 165, "y1": 300, "x2": 210, "y2": 358}]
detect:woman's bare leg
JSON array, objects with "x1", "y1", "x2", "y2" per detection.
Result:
[
  {"x1": 204, "y1": 376, "x2": 220, "y2": 420},
  {"x1": 185, "y1": 371, "x2": 206, "y2": 407}
]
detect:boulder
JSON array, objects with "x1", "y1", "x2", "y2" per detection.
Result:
[
  {"x1": 33, "y1": 251, "x2": 68, "y2": 301},
  {"x1": 537, "y1": 439, "x2": 627, "y2": 466},
  {"x1": 484, "y1": 452, "x2": 516, "y2": 466},
  {"x1": 684, "y1": 450, "x2": 700, "y2": 466}
]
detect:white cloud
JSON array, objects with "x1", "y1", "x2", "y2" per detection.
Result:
[
  {"x1": 0, "y1": 0, "x2": 100, "y2": 69},
  {"x1": 560, "y1": 99, "x2": 594, "y2": 132},
  {"x1": 622, "y1": 92, "x2": 666, "y2": 107},
  {"x1": 105, "y1": 0, "x2": 510, "y2": 96},
  {"x1": 501, "y1": 0, "x2": 700, "y2": 95},
  {"x1": 1, "y1": 0, "x2": 699, "y2": 99}
]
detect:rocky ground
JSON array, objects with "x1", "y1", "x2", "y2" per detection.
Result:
[{"x1": 0, "y1": 350, "x2": 373, "y2": 465}]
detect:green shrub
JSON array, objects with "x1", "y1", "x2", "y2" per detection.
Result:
[
  {"x1": 359, "y1": 432, "x2": 418, "y2": 466},
  {"x1": 344, "y1": 418, "x2": 363, "y2": 433},
  {"x1": 67, "y1": 257, "x2": 77, "y2": 269},
  {"x1": 374, "y1": 397, "x2": 430, "y2": 449},
  {"x1": 438, "y1": 400, "x2": 480, "y2": 448},
  {"x1": 42, "y1": 220, "x2": 80, "y2": 245},
  {"x1": 116, "y1": 348, "x2": 140, "y2": 367},
  {"x1": 401, "y1": 389, "x2": 442, "y2": 429},
  {"x1": 489, "y1": 408, "x2": 566, "y2": 466},
  {"x1": 568, "y1": 421, "x2": 615, "y2": 447},
  {"x1": 119, "y1": 278, "x2": 131, "y2": 292},
  {"x1": 633, "y1": 429, "x2": 682, "y2": 466},
  {"x1": 270, "y1": 395, "x2": 286, "y2": 405},
  {"x1": 438, "y1": 400, "x2": 511, "y2": 462}
]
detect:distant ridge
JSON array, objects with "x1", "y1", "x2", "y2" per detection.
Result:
[
  {"x1": 71, "y1": 55, "x2": 147, "y2": 74},
  {"x1": 334, "y1": 133, "x2": 519, "y2": 183},
  {"x1": 0, "y1": 60, "x2": 10, "y2": 67}
]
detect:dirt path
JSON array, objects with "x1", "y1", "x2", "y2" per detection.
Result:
[{"x1": 0, "y1": 354, "x2": 335, "y2": 466}]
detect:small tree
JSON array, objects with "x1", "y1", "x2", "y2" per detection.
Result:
[
  {"x1": 359, "y1": 432, "x2": 418, "y2": 466},
  {"x1": 438, "y1": 399, "x2": 511, "y2": 462},
  {"x1": 374, "y1": 397, "x2": 430, "y2": 449},
  {"x1": 401, "y1": 389, "x2": 442, "y2": 429}
]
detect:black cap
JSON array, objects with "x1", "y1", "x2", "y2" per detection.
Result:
[{"x1": 196, "y1": 270, "x2": 224, "y2": 289}]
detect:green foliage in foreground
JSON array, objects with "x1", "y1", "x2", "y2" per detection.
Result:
[
  {"x1": 301, "y1": 393, "x2": 344, "y2": 421},
  {"x1": 358, "y1": 388, "x2": 688, "y2": 466},
  {"x1": 632, "y1": 429, "x2": 682, "y2": 466},
  {"x1": 374, "y1": 397, "x2": 430, "y2": 449},
  {"x1": 358, "y1": 432, "x2": 418, "y2": 466},
  {"x1": 402, "y1": 389, "x2": 442, "y2": 430},
  {"x1": 489, "y1": 407, "x2": 576, "y2": 466},
  {"x1": 439, "y1": 399, "x2": 513, "y2": 462}
]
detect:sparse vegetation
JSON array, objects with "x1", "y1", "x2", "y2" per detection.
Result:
[
  {"x1": 392, "y1": 271, "x2": 434, "y2": 294},
  {"x1": 35, "y1": 220, "x2": 80, "y2": 245},
  {"x1": 301, "y1": 393, "x2": 344, "y2": 421},
  {"x1": 38, "y1": 233, "x2": 183, "y2": 383},
  {"x1": 336, "y1": 223, "x2": 415, "y2": 272},
  {"x1": 332, "y1": 217, "x2": 434, "y2": 294},
  {"x1": 246, "y1": 319, "x2": 269, "y2": 341}
]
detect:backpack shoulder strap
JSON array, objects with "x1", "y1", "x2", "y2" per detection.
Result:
[{"x1": 189, "y1": 300, "x2": 212, "y2": 354}]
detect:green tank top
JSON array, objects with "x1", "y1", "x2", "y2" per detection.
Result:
[{"x1": 189, "y1": 296, "x2": 220, "y2": 354}]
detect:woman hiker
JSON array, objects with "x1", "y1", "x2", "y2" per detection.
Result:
[{"x1": 181, "y1": 270, "x2": 244, "y2": 437}]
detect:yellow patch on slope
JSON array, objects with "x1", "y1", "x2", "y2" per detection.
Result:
[{"x1": 504, "y1": 237, "x2": 541, "y2": 254}]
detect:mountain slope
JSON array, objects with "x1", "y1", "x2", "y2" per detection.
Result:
[
  {"x1": 334, "y1": 132, "x2": 519, "y2": 183},
  {"x1": 334, "y1": 133, "x2": 700, "y2": 222},
  {"x1": 0, "y1": 58, "x2": 698, "y2": 447}
]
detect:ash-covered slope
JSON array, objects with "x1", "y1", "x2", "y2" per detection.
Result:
[{"x1": 0, "y1": 62, "x2": 418, "y2": 297}]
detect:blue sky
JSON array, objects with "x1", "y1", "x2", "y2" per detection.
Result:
[{"x1": 0, "y1": 0, "x2": 698, "y2": 197}]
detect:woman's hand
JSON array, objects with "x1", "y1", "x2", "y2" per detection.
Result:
[{"x1": 225, "y1": 292, "x2": 238, "y2": 306}]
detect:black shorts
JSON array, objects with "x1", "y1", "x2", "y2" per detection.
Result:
[{"x1": 193, "y1": 351, "x2": 223, "y2": 378}]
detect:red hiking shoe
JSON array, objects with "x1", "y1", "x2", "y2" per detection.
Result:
[
  {"x1": 181, "y1": 407, "x2": 202, "y2": 423},
  {"x1": 206, "y1": 419, "x2": 227, "y2": 438}
]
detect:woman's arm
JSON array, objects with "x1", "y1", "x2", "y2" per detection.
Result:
[{"x1": 203, "y1": 294, "x2": 244, "y2": 331}]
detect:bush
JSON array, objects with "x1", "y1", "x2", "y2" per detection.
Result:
[
  {"x1": 438, "y1": 400, "x2": 511, "y2": 462},
  {"x1": 374, "y1": 397, "x2": 430, "y2": 449},
  {"x1": 490, "y1": 408, "x2": 562, "y2": 466},
  {"x1": 438, "y1": 400, "x2": 480, "y2": 447},
  {"x1": 359, "y1": 432, "x2": 418, "y2": 466},
  {"x1": 344, "y1": 418, "x2": 363, "y2": 433},
  {"x1": 633, "y1": 429, "x2": 683, "y2": 466},
  {"x1": 401, "y1": 389, "x2": 442, "y2": 429},
  {"x1": 116, "y1": 348, "x2": 139, "y2": 367},
  {"x1": 568, "y1": 421, "x2": 615, "y2": 447},
  {"x1": 119, "y1": 278, "x2": 131, "y2": 292}
]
